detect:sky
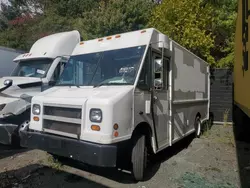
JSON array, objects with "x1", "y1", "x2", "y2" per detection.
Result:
[
  {"x1": 0, "y1": 0, "x2": 9, "y2": 10},
  {"x1": 0, "y1": 0, "x2": 9, "y2": 5}
]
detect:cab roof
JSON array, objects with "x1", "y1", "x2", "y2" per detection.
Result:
[
  {"x1": 14, "y1": 30, "x2": 81, "y2": 62},
  {"x1": 72, "y1": 28, "x2": 166, "y2": 56}
]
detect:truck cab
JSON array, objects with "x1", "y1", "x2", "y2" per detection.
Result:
[
  {"x1": 20, "y1": 28, "x2": 209, "y2": 181},
  {"x1": 0, "y1": 30, "x2": 81, "y2": 146}
]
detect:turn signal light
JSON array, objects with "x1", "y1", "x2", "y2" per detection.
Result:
[
  {"x1": 91, "y1": 125, "x2": 100, "y2": 131},
  {"x1": 33, "y1": 116, "x2": 39, "y2": 121}
]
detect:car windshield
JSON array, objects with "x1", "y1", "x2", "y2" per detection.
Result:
[
  {"x1": 11, "y1": 59, "x2": 53, "y2": 78},
  {"x1": 56, "y1": 45, "x2": 146, "y2": 86}
]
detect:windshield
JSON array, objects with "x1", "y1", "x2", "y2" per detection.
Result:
[
  {"x1": 57, "y1": 45, "x2": 146, "y2": 86},
  {"x1": 11, "y1": 59, "x2": 53, "y2": 78}
]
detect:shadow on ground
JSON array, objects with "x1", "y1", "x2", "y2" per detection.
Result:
[
  {"x1": 0, "y1": 144, "x2": 29, "y2": 160},
  {"x1": 233, "y1": 125, "x2": 250, "y2": 188},
  {"x1": 59, "y1": 133, "x2": 195, "y2": 184},
  {"x1": 0, "y1": 164, "x2": 110, "y2": 188},
  {"x1": 0, "y1": 134, "x2": 195, "y2": 187}
]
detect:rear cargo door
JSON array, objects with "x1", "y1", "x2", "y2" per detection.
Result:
[{"x1": 152, "y1": 52, "x2": 169, "y2": 149}]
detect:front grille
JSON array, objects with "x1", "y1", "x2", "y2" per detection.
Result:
[
  {"x1": 43, "y1": 119, "x2": 81, "y2": 135},
  {"x1": 44, "y1": 106, "x2": 81, "y2": 119}
]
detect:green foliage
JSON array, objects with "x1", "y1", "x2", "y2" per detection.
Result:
[
  {"x1": 47, "y1": 0, "x2": 100, "y2": 18},
  {"x1": 0, "y1": 0, "x2": 238, "y2": 68},
  {"x1": 75, "y1": 0, "x2": 154, "y2": 39},
  {"x1": 149, "y1": 0, "x2": 215, "y2": 65},
  {"x1": 211, "y1": 0, "x2": 237, "y2": 68}
]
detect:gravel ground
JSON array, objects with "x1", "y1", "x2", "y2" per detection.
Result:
[{"x1": 0, "y1": 125, "x2": 249, "y2": 188}]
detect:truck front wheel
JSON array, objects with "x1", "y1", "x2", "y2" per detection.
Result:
[{"x1": 131, "y1": 134, "x2": 147, "y2": 181}]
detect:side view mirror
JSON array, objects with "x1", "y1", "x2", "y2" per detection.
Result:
[
  {"x1": 154, "y1": 59, "x2": 163, "y2": 72},
  {"x1": 4, "y1": 79, "x2": 13, "y2": 87},
  {"x1": 154, "y1": 78, "x2": 163, "y2": 89}
]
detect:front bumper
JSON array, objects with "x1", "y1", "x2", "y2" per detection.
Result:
[
  {"x1": 0, "y1": 121, "x2": 18, "y2": 145},
  {"x1": 20, "y1": 130, "x2": 118, "y2": 167}
]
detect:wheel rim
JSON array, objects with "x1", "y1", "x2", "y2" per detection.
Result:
[{"x1": 197, "y1": 120, "x2": 201, "y2": 136}]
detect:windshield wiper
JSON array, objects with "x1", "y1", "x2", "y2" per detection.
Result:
[
  {"x1": 93, "y1": 83, "x2": 130, "y2": 88},
  {"x1": 56, "y1": 83, "x2": 79, "y2": 87}
]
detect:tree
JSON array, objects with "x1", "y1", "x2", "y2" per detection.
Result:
[
  {"x1": 75, "y1": 0, "x2": 154, "y2": 40},
  {"x1": 209, "y1": 0, "x2": 237, "y2": 68},
  {"x1": 149, "y1": 0, "x2": 215, "y2": 65}
]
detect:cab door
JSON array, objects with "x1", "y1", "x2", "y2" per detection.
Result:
[{"x1": 151, "y1": 51, "x2": 170, "y2": 150}]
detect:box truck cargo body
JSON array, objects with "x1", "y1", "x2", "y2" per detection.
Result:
[
  {"x1": 233, "y1": 0, "x2": 250, "y2": 141},
  {"x1": 20, "y1": 28, "x2": 210, "y2": 181}
]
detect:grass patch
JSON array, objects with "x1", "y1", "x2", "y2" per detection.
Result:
[
  {"x1": 47, "y1": 154, "x2": 63, "y2": 170},
  {"x1": 177, "y1": 172, "x2": 235, "y2": 188},
  {"x1": 223, "y1": 109, "x2": 230, "y2": 127},
  {"x1": 204, "y1": 166, "x2": 222, "y2": 173},
  {"x1": 214, "y1": 129, "x2": 235, "y2": 147},
  {"x1": 201, "y1": 120, "x2": 212, "y2": 138}
]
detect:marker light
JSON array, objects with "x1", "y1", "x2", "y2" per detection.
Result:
[
  {"x1": 114, "y1": 131, "x2": 119, "y2": 137},
  {"x1": 33, "y1": 116, "x2": 40, "y2": 121},
  {"x1": 91, "y1": 125, "x2": 100, "y2": 131},
  {"x1": 113, "y1": 124, "x2": 119, "y2": 130}
]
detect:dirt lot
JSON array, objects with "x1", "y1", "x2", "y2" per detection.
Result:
[{"x1": 0, "y1": 125, "x2": 249, "y2": 188}]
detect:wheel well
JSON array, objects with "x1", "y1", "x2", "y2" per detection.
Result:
[{"x1": 132, "y1": 122, "x2": 153, "y2": 153}]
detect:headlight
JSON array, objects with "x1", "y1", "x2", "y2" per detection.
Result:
[
  {"x1": 0, "y1": 104, "x2": 6, "y2": 111},
  {"x1": 90, "y1": 109, "x2": 102, "y2": 123},
  {"x1": 32, "y1": 104, "x2": 41, "y2": 115}
]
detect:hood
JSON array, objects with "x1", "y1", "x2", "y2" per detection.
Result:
[
  {"x1": 0, "y1": 76, "x2": 43, "y2": 100},
  {"x1": 0, "y1": 76, "x2": 42, "y2": 89},
  {"x1": 42, "y1": 86, "x2": 134, "y2": 100}
]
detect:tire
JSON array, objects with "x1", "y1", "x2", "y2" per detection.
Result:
[
  {"x1": 131, "y1": 134, "x2": 147, "y2": 181},
  {"x1": 194, "y1": 117, "x2": 201, "y2": 138},
  {"x1": 208, "y1": 112, "x2": 214, "y2": 128}
]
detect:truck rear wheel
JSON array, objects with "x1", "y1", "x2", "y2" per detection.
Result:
[
  {"x1": 194, "y1": 117, "x2": 201, "y2": 138},
  {"x1": 131, "y1": 134, "x2": 147, "y2": 181}
]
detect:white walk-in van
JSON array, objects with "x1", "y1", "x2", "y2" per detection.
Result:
[
  {"x1": 0, "y1": 30, "x2": 81, "y2": 146},
  {"x1": 20, "y1": 28, "x2": 210, "y2": 181}
]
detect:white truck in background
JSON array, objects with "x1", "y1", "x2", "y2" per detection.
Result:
[
  {"x1": 0, "y1": 46, "x2": 25, "y2": 77},
  {"x1": 0, "y1": 30, "x2": 81, "y2": 146},
  {"x1": 20, "y1": 28, "x2": 210, "y2": 181}
]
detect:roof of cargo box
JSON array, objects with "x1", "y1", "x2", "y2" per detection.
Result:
[
  {"x1": 72, "y1": 28, "x2": 166, "y2": 55},
  {"x1": 13, "y1": 30, "x2": 81, "y2": 62}
]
